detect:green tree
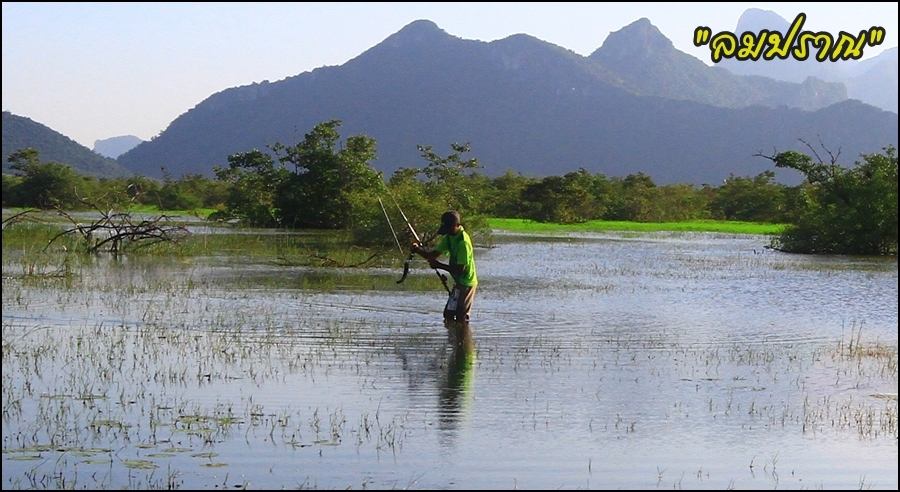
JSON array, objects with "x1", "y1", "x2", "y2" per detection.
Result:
[
  {"x1": 606, "y1": 172, "x2": 657, "y2": 221},
  {"x1": 157, "y1": 172, "x2": 202, "y2": 210},
  {"x1": 275, "y1": 120, "x2": 383, "y2": 229},
  {"x1": 766, "y1": 144, "x2": 898, "y2": 255},
  {"x1": 2, "y1": 174, "x2": 24, "y2": 207},
  {"x1": 415, "y1": 142, "x2": 481, "y2": 212},
  {"x1": 214, "y1": 149, "x2": 288, "y2": 226},
  {"x1": 170, "y1": 174, "x2": 228, "y2": 208},
  {"x1": 375, "y1": 143, "x2": 490, "y2": 246},
  {"x1": 7, "y1": 148, "x2": 85, "y2": 209},
  {"x1": 654, "y1": 184, "x2": 709, "y2": 221},
  {"x1": 123, "y1": 176, "x2": 162, "y2": 205},
  {"x1": 411, "y1": 142, "x2": 491, "y2": 239},
  {"x1": 486, "y1": 170, "x2": 535, "y2": 218},
  {"x1": 710, "y1": 171, "x2": 786, "y2": 222},
  {"x1": 588, "y1": 173, "x2": 616, "y2": 220},
  {"x1": 521, "y1": 169, "x2": 601, "y2": 223}
]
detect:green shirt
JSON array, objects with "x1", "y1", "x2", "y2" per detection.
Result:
[{"x1": 435, "y1": 226, "x2": 478, "y2": 287}]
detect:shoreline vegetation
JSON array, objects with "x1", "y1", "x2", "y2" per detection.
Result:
[
  {"x1": 2, "y1": 210, "x2": 789, "y2": 278},
  {"x1": 125, "y1": 208, "x2": 787, "y2": 236},
  {"x1": 3, "y1": 207, "x2": 786, "y2": 236},
  {"x1": 488, "y1": 218, "x2": 785, "y2": 235},
  {"x1": 3, "y1": 127, "x2": 896, "y2": 255},
  {"x1": 121, "y1": 207, "x2": 788, "y2": 236}
]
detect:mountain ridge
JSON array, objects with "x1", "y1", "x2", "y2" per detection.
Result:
[
  {"x1": 111, "y1": 18, "x2": 897, "y2": 184},
  {"x1": 2, "y1": 111, "x2": 132, "y2": 177}
]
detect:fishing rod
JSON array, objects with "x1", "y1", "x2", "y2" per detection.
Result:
[
  {"x1": 378, "y1": 197, "x2": 405, "y2": 258},
  {"x1": 381, "y1": 195, "x2": 450, "y2": 293}
]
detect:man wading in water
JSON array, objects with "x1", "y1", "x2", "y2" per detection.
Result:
[{"x1": 412, "y1": 211, "x2": 478, "y2": 324}]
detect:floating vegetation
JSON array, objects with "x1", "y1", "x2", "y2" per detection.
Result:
[
  {"x1": 122, "y1": 459, "x2": 158, "y2": 470},
  {"x1": 190, "y1": 452, "x2": 218, "y2": 459},
  {"x1": 90, "y1": 419, "x2": 129, "y2": 430},
  {"x1": 81, "y1": 458, "x2": 113, "y2": 465},
  {"x1": 6, "y1": 454, "x2": 42, "y2": 461}
]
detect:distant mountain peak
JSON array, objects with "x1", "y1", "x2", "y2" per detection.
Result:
[
  {"x1": 878, "y1": 46, "x2": 898, "y2": 61},
  {"x1": 383, "y1": 19, "x2": 451, "y2": 45},
  {"x1": 736, "y1": 8, "x2": 790, "y2": 32},
  {"x1": 399, "y1": 19, "x2": 441, "y2": 33},
  {"x1": 617, "y1": 18, "x2": 670, "y2": 45},
  {"x1": 93, "y1": 135, "x2": 144, "y2": 159},
  {"x1": 497, "y1": 32, "x2": 543, "y2": 45},
  {"x1": 492, "y1": 32, "x2": 575, "y2": 56},
  {"x1": 591, "y1": 18, "x2": 673, "y2": 61}
]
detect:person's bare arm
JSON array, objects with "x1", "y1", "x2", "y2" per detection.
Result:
[
  {"x1": 412, "y1": 243, "x2": 464, "y2": 277},
  {"x1": 411, "y1": 242, "x2": 441, "y2": 260},
  {"x1": 435, "y1": 261, "x2": 465, "y2": 278}
]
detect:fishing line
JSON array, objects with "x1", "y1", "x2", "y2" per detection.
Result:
[{"x1": 378, "y1": 197, "x2": 405, "y2": 258}]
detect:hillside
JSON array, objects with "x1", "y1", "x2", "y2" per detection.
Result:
[
  {"x1": 2, "y1": 112, "x2": 132, "y2": 177},
  {"x1": 589, "y1": 18, "x2": 845, "y2": 110}
]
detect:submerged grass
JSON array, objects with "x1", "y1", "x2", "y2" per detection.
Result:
[
  {"x1": 109, "y1": 229, "x2": 399, "y2": 272},
  {"x1": 2, "y1": 221, "x2": 394, "y2": 268},
  {"x1": 489, "y1": 218, "x2": 787, "y2": 235},
  {"x1": 2, "y1": 237, "x2": 897, "y2": 488},
  {"x1": 3, "y1": 206, "x2": 896, "y2": 489},
  {"x1": 1, "y1": 223, "x2": 77, "y2": 252}
]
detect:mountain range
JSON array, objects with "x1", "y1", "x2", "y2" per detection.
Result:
[
  {"x1": 4, "y1": 15, "x2": 896, "y2": 185},
  {"x1": 116, "y1": 18, "x2": 896, "y2": 185},
  {"x1": 2, "y1": 111, "x2": 132, "y2": 177}
]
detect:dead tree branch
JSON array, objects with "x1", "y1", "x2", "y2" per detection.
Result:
[
  {"x1": 1, "y1": 208, "x2": 41, "y2": 228},
  {"x1": 44, "y1": 190, "x2": 188, "y2": 254}
]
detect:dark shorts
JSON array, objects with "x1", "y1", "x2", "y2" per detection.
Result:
[{"x1": 444, "y1": 284, "x2": 477, "y2": 321}]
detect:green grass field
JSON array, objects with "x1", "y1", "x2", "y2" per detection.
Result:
[
  {"x1": 125, "y1": 204, "x2": 218, "y2": 218},
  {"x1": 488, "y1": 218, "x2": 786, "y2": 235}
]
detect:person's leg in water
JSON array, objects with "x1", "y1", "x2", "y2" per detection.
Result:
[
  {"x1": 458, "y1": 285, "x2": 476, "y2": 323},
  {"x1": 443, "y1": 286, "x2": 461, "y2": 323},
  {"x1": 445, "y1": 317, "x2": 475, "y2": 351},
  {"x1": 444, "y1": 285, "x2": 476, "y2": 348},
  {"x1": 443, "y1": 285, "x2": 477, "y2": 323}
]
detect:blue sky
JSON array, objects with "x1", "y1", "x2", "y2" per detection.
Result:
[{"x1": 3, "y1": 2, "x2": 897, "y2": 148}]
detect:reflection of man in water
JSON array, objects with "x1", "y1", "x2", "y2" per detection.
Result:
[
  {"x1": 393, "y1": 323, "x2": 476, "y2": 449},
  {"x1": 437, "y1": 322, "x2": 476, "y2": 444}
]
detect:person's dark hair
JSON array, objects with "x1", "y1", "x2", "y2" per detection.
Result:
[{"x1": 437, "y1": 210, "x2": 461, "y2": 234}]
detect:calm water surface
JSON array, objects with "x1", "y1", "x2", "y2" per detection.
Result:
[{"x1": 2, "y1": 230, "x2": 897, "y2": 489}]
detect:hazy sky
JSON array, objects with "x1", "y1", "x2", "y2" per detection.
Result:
[{"x1": 3, "y1": 2, "x2": 897, "y2": 149}]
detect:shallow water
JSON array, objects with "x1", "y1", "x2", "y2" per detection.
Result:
[{"x1": 2, "y1": 230, "x2": 897, "y2": 489}]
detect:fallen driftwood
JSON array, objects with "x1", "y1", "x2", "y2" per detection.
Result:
[{"x1": 44, "y1": 192, "x2": 189, "y2": 254}]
